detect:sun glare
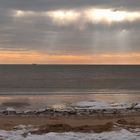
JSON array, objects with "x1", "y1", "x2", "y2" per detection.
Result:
[
  {"x1": 47, "y1": 10, "x2": 80, "y2": 24},
  {"x1": 14, "y1": 10, "x2": 35, "y2": 17},
  {"x1": 15, "y1": 10, "x2": 25, "y2": 17},
  {"x1": 14, "y1": 8, "x2": 140, "y2": 25},
  {"x1": 86, "y1": 9, "x2": 140, "y2": 23},
  {"x1": 46, "y1": 8, "x2": 140, "y2": 25}
]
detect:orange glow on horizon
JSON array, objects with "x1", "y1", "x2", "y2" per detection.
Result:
[{"x1": 0, "y1": 50, "x2": 140, "y2": 64}]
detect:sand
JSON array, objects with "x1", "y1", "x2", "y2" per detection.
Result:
[{"x1": 0, "y1": 115, "x2": 140, "y2": 133}]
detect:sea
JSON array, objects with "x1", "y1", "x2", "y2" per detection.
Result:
[{"x1": 0, "y1": 64, "x2": 140, "y2": 110}]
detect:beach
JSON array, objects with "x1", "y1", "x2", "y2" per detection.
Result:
[
  {"x1": 0, "y1": 114, "x2": 140, "y2": 131},
  {"x1": 0, "y1": 100, "x2": 139, "y2": 131},
  {"x1": 0, "y1": 113, "x2": 140, "y2": 140},
  {"x1": 0, "y1": 65, "x2": 140, "y2": 139}
]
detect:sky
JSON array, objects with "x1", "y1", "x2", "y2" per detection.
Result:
[{"x1": 0, "y1": 0, "x2": 140, "y2": 64}]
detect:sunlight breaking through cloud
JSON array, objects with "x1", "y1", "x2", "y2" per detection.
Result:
[
  {"x1": 13, "y1": 8, "x2": 140, "y2": 26},
  {"x1": 14, "y1": 10, "x2": 35, "y2": 17},
  {"x1": 47, "y1": 10, "x2": 80, "y2": 25},
  {"x1": 85, "y1": 9, "x2": 140, "y2": 23},
  {"x1": 46, "y1": 8, "x2": 140, "y2": 25}
]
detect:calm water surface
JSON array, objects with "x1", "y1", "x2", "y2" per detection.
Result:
[{"x1": 0, "y1": 65, "x2": 140, "y2": 109}]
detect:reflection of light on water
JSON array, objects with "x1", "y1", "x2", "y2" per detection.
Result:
[
  {"x1": 89, "y1": 94, "x2": 140, "y2": 103},
  {"x1": 51, "y1": 104, "x2": 66, "y2": 109},
  {"x1": 0, "y1": 96, "x2": 14, "y2": 102},
  {"x1": 0, "y1": 94, "x2": 140, "y2": 110}
]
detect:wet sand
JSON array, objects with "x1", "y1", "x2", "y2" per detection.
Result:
[{"x1": 0, "y1": 115, "x2": 140, "y2": 132}]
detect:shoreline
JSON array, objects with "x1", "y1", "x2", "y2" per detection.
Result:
[
  {"x1": 0, "y1": 100, "x2": 139, "y2": 134},
  {"x1": 0, "y1": 100, "x2": 140, "y2": 139}
]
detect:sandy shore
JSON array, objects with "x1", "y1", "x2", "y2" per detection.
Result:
[
  {"x1": 0, "y1": 115, "x2": 140, "y2": 133},
  {"x1": 0, "y1": 100, "x2": 140, "y2": 133}
]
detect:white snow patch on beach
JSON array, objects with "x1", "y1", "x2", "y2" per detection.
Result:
[
  {"x1": 135, "y1": 103, "x2": 140, "y2": 108},
  {"x1": 6, "y1": 107, "x2": 16, "y2": 112},
  {"x1": 0, "y1": 127, "x2": 140, "y2": 140},
  {"x1": 110, "y1": 102, "x2": 130, "y2": 109}
]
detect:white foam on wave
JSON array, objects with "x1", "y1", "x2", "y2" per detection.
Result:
[
  {"x1": 71, "y1": 101, "x2": 110, "y2": 109},
  {"x1": 71, "y1": 101, "x2": 132, "y2": 110},
  {"x1": 0, "y1": 101, "x2": 139, "y2": 115}
]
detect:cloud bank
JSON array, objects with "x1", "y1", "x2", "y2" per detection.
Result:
[{"x1": 0, "y1": 0, "x2": 140, "y2": 63}]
